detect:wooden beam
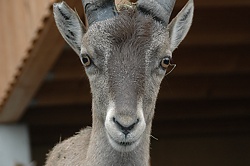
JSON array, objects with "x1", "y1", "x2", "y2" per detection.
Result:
[
  {"x1": 175, "y1": 0, "x2": 250, "y2": 8},
  {"x1": 152, "y1": 118, "x2": 250, "y2": 137},
  {"x1": 26, "y1": 99, "x2": 250, "y2": 158},
  {"x1": 155, "y1": 99, "x2": 250, "y2": 121},
  {"x1": 28, "y1": 122, "x2": 250, "y2": 146},
  {"x1": 0, "y1": 0, "x2": 84, "y2": 123},
  {"x1": 173, "y1": 45, "x2": 250, "y2": 76},
  {"x1": 159, "y1": 74, "x2": 250, "y2": 100},
  {"x1": 32, "y1": 74, "x2": 250, "y2": 107},
  {"x1": 47, "y1": 48, "x2": 85, "y2": 81},
  {"x1": 119, "y1": 0, "x2": 250, "y2": 8},
  {"x1": 180, "y1": 7, "x2": 250, "y2": 46},
  {"x1": 23, "y1": 104, "x2": 92, "y2": 126},
  {"x1": 32, "y1": 79, "x2": 91, "y2": 107}
]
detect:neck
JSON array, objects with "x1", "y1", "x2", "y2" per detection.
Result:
[{"x1": 85, "y1": 114, "x2": 151, "y2": 166}]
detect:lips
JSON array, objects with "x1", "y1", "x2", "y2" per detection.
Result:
[
  {"x1": 107, "y1": 132, "x2": 139, "y2": 147},
  {"x1": 117, "y1": 140, "x2": 135, "y2": 146}
]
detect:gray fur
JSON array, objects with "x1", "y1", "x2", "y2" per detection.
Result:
[
  {"x1": 46, "y1": 0, "x2": 194, "y2": 165},
  {"x1": 168, "y1": 0, "x2": 194, "y2": 51},
  {"x1": 53, "y1": 2, "x2": 85, "y2": 55}
]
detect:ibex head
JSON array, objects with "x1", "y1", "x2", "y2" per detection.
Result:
[{"x1": 53, "y1": 0, "x2": 193, "y2": 152}]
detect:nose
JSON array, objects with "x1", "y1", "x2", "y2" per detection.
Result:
[{"x1": 113, "y1": 117, "x2": 139, "y2": 136}]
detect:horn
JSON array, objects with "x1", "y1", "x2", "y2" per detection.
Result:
[
  {"x1": 82, "y1": 0, "x2": 118, "y2": 26},
  {"x1": 137, "y1": 0, "x2": 176, "y2": 26}
]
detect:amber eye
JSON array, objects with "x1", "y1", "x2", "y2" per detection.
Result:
[
  {"x1": 161, "y1": 57, "x2": 171, "y2": 69},
  {"x1": 81, "y1": 53, "x2": 91, "y2": 66}
]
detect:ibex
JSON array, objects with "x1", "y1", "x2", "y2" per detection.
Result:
[{"x1": 46, "y1": 0, "x2": 194, "y2": 165}]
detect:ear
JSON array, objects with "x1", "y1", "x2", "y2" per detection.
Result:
[
  {"x1": 167, "y1": 0, "x2": 194, "y2": 51},
  {"x1": 53, "y1": 2, "x2": 86, "y2": 55}
]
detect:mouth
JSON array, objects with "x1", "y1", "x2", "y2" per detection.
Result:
[
  {"x1": 116, "y1": 140, "x2": 136, "y2": 146},
  {"x1": 107, "y1": 133, "x2": 141, "y2": 152}
]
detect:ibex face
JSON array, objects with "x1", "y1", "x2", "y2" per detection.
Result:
[{"x1": 53, "y1": 0, "x2": 193, "y2": 152}]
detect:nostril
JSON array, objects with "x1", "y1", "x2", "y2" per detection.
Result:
[
  {"x1": 113, "y1": 117, "x2": 139, "y2": 136},
  {"x1": 112, "y1": 117, "x2": 116, "y2": 123},
  {"x1": 128, "y1": 118, "x2": 139, "y2": 130}
]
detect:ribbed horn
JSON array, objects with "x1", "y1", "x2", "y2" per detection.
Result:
[
  {"x1": 137, "y1": 0, "x2": 176, "y2": 26},
  {"x1": 82, "y1": 0, "x2": 118, "y2": 27}
]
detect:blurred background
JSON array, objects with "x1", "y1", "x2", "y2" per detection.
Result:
[{"x1": 0, "y1": 0, "x2": 250, "y2": 165}]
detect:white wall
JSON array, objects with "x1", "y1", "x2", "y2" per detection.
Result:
[{"x1": 0, "y1": 124, "x2": 31, "y2": 166}]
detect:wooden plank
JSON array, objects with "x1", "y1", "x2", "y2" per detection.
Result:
[
  {"x1": 173, "y1": 45, "x2": 250, "y2": 76},
  {"x1": 23, "y1": 99, "x2": 250, "y2": 126},
  {"x1": 180, "y1": 7, "x2": 250, "y2": 46},
  {"x1": 27, "y1": 125, "x2": 248, "y2": 147},
  {"x1": 27, "y1": 95, "x2": 250, "y2": 166},
  {"x1": 155, "y1": 99, "x2": 250, "y2": 122},
  {"x1": 152, "y1": 118, "x2": 250, "y2": 137},
  {"x1": 23, "y1": 104, "x2": 92, "y2": 126},
  {"x1": 49, "y1": 44, "x2": 250, "y2": 81},
  {"x1": 118, "y1": 0, "x2": 250, "y2": 8},
  {"x1": 32, "y1": 74, "x2": 250, "y2": 107},
  {"x1": 159, "y1": 74, "x2": 250, "y2": 100},
  {"x1": 151, "y1": 136, "x2": 250, "y2": 166},
  {"x1": 32, "y1": 79, "x2": 91, "y2": 106},
  {"x1": 47, "y1": 48, "x2": 85, "y2": 81},
  {"x1": 175, "y1": 0, "x2": 250, "y2": 8}
]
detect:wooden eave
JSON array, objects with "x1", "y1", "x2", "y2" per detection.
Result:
[{"x1": 0, "y1": 0, "x2": 83, "y2": 123}]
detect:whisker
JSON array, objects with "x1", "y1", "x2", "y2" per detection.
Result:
[{"x1": 150, "y1": 135, "x2": 158, "y2": 141}]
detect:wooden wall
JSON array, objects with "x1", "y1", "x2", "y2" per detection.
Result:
[
  {"x1": 0, "y1": 0, "x2": 249, "y2": 165},
  {"x1": 23, "y1": 0, "x2": 250, "y2": 165}
]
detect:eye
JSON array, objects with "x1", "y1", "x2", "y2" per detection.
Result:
[
  {"x1": 160, "y1": 57, "x2": 171, "y2": 69},
  {"x1": 80, "y1": 53, "x2": 91, "y2": 67}
]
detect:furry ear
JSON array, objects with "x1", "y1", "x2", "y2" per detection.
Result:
[
  {"x1": 168, "y1": 0, "x2": 194, "y2": 51},
  {"x1": 53, "y1": 2, "x2": 86, "y2": 55}
]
